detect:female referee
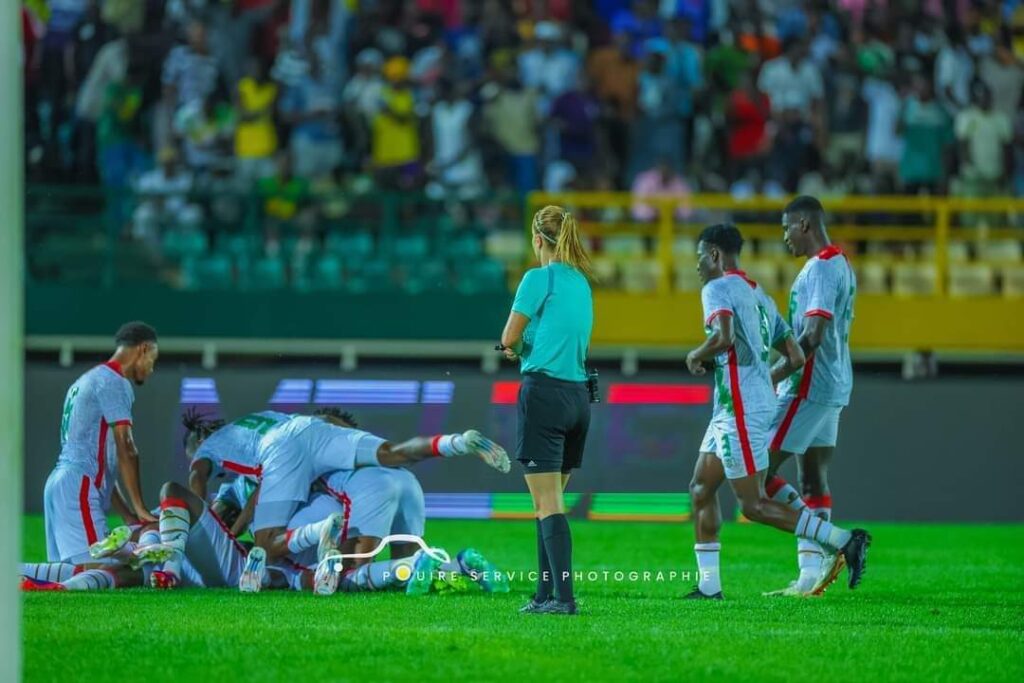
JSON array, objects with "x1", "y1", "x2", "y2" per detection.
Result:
[{"x1": 500, "y1": 204, "x2": 593, "y2": 616}]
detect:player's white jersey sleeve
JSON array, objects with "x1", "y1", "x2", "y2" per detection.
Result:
[{"x1": 193, "y1": 411, "x2": 290, "y2": 476}]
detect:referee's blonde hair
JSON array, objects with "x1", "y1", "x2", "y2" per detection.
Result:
[{"x1": 532, "y1": 205, "x2": 594, "y2": 279}]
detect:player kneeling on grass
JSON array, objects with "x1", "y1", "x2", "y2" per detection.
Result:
[
  {"x1": 684, "y1": 224, "x2": 871, "y2": 599},
  {"x1": 246, "y1": 412, "x2": 510, "y2": 594},
  {"x1": 238, "y1": 409, "x2": 510, "y2": 596},
  {"x1": 132, "y1": 480, "x2": 252, "y2": 589}
]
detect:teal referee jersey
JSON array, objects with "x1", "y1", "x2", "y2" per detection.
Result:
[{"x1": 511, "y1": 262, "x2": 593, "y2": 382}]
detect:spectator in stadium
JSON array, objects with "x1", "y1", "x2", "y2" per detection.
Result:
[
  {"x1": 954, "y1": 81, "x2": 1014, "y2": 197},
  {"x1": 630, "y1": 49, "x2": 683, "y2": 182},
  {"x1": 280, "y1": 50, "x2": 343, "y2": 181},
  {"x1": 725, "y1": 67, "x2": 772, "y2": 183},
  {"x1": 587, "y1": 30, "x2": 640, "y2": 184},
  {"x1": 978, "y1": 37, "x2": 1024, "y2": 124},
  {"x1": 548, "y1": 75, "x2": 601, "y2": 180},
  {"x1": 131, "y1": 146, "x2": 200, "y2": 245},
  {"x1": 162, "y1": 20, "x2": 220, "y2": 112},
  {"x1": 372, "y1": 56, "x2": 421, "y2": 190},
  {"x1": 897, "y1": 75, "x2": 953, "y2": 195},
  {"x1": 258, "y1": 152, "x2": 310, "y2": 255},
  {"x1": 234, "y1": 59, "x2": 279, "y2": 183},
  {"x1": 341, "y1": 48, "x2": 385, "y2": 162},
  {"x1": 823, "y1": 57, "x2": 867, "y2": 175},
  {"x1": 630, "y1": 157, "x2": 692, "y2": 222},
  {"x1": 482, "y1": 71, "x2": 540, "y2": 195},
  {"x1": 861, "y1": 69, "x2": 903, "y2": 189},
  {"x1": 425, "y1": 78, "x2": 485, "y2": 201},
  {"x1": 934, "y1": 26, "x2": 975, "y2": 112},
  {"x1": 650, "y1": 17, "x2": 703, "y2": 163},
  {"x1": 173, "y1": 95, "x2": 235, "y2": 177},
  {"x1": 517, "y1": 21, "x2": 580, "y2": 115}
]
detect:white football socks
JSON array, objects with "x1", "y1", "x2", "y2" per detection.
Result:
[
  {"x1": 795, "y1": 509, "x2": 851, "y2": 551},
  {"x1": 286, "y1": 517, "x2": 335, "y2": 554},
  {"x1": 433, "y1": 434, "x2": 467, "y2": 457},
  {"x1": 62, "y1": 569, "x2": 116, "y2": 591},
  {"x1": 694, "y1": 542, "x2": 722, "y2": 596},
  {"x1": 158, "y1": 501, "x2": 191, "y2": 579},
  {"x1": 20, "y1": 562, "x2": 77, "y2": 583}
]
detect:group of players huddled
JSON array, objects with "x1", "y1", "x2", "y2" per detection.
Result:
[
  {"x1": 23, "y1": 325, "x2": 513, "y2": 596},
  {"x1": 22, "y1": 194, "x2": 870, "y2": 604}
]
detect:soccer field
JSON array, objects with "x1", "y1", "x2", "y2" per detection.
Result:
[{"x1": 21, "y1": 516, "x2": 1024, "y2": 682}]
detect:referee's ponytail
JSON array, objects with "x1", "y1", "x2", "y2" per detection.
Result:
[{"x1": 533, "y1": 205, "x2": 594, "y2": 279}]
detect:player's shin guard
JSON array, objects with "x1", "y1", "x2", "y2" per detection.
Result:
[
  {"x1": 19, "y1": 562, "x2": 78, "y2": 583},
  {"x1": 158, "y1": 498, "x2": 192, "y2": 580},
  {"x1": 794, "y1": 509, "x2": 851, "y2": 551},
  {"x1": 766, "y1": 477, "x2": 807, "y2": 512},
  {"x1": 62, "y1": 568, "x2": 116, "y2": 591}
]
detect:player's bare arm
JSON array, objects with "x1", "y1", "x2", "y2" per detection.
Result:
[
  {"x1": 112, "y1": 423, "x2": 157, "y2": 523},
  {"x1": 770, "y1": 334, "x2": 806, "y2": 386},
  {"x1": 189, "y1": 458, "x2": 212, "y2": 500},
  {"x1": 686, "y1": 315, "x2": 734, "y2": 375},
  {"x1": 797, "y1": 314, "x2": 830, "y2": 357},
  {"x1": 500, "y1": 311, "x2": 530, "y2": 360},
  {"x1": 110, "y1": 485, "x2": 139, "y2": 525},
  {"x1": 230, "y1": 483, "x2": 258, "y2": 537}
]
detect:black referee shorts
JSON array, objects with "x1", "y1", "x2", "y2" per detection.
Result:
[{"x1": 516, "y1": 372, "x2": 591, "y2": 474}]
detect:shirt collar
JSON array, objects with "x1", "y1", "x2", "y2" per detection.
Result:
[
  {"x1": 817, "y1": 244, "x2": 843, "y2": 260},
  {"x1": 103, "y1": 360, "x2": 124, "y2": 376},
  {"x1": 725, "y1": 269, "x2": 757, "y2": 288}
]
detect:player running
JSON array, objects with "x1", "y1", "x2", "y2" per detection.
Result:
[
  {"x1": 42, "y1": 322, "x2": 159, "y2": 566},
  {"x1": 763, "y1": 196, "x2": 859, "y2": 597},
  {"x1": 684, "y1": 224, "x2": 869, "y2": 599}
]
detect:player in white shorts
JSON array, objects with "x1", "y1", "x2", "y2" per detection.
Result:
[
  {"x1": 249, "y1": 413, "x2": 511, "y2": 573},
  {"x1": 684, "y1": 224, "x2": 869, "y2": 599},
  {"x1": 764, "y1": 196, "x2": 858, "y2": 597},
  {"x1": 42, "y1": 322, "x2": 160, "y2": 565}
]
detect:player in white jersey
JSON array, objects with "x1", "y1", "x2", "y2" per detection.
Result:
[
  {"x1": 42, "y1": 322, "x2": 160, "y2": 565},
  {"x1": 248, "y1": 412, "x2": 511, "y2": 582},
  {"x1": 683, "y1": 224, "x2": 869, "y2": 599},
  {"x1": 763, "y1": 196, "x2": 860, "y2": 597}
]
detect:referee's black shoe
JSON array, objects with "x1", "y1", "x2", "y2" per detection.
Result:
[
  {"x1": 529, "y1": 599, "x2": 578, "y2": 615},
  {"x1": 682, "y1": 587, "x2": 723, "y2": 600},
  {"x1": 839, "y1": 528, "x2": 872, "y2": 589}
]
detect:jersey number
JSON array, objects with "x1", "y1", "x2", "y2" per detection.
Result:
[
  {"x1": 232, "y1": 415, "x2": 278, "y2": 435},
  {"x1": 60, "y1": 386, "x2": 79, "y2": 446},
  {"x1": 756, "y1": 304, "x2": 772, "y2": 363}
]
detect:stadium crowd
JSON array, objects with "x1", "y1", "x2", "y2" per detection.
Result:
[{"x1": 20, "y1": 0, "x2": 1024, "y2": 286}]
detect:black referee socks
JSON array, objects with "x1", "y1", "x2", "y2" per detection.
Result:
[
  {"x1": 535, "y1": 519, "x2": 554, "y2": 602},
  {"x1": 540, "y1": 513, "x2": 575, "y2": 604}
]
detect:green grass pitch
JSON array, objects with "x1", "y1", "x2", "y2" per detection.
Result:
[{"x1": 21, "y1": 516, "x2": 1024, "y2": 682}]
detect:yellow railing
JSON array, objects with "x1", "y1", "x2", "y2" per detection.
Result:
[
  {"x1": 524, "y1": 193, "x2": 1024, "y2": 353},
  {"x1": 526, "y1": 193, "x2": 1024, "y2": 296}
]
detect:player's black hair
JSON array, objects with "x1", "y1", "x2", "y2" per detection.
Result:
[
  {"x1": 784, "y1": 195, "x2": 826, "y2": 225},
  {"x1": 698, "y1": 223, "x2": 744, "y2": 255},
  {"x1": 115, "y1": 321, "x2": 158, "y2": 347},
  {"x1": 181, "y1": 408, "x2": 225, "y2": 452},
  {"x1": 313, "y1": 406, "x2": 359, "y2": 428}
]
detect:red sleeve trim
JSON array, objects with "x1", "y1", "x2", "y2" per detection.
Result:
[
  {"x1": 111, "y1": 419, "x2": 133, "y2": 427},
  {"x1": 430, "y1": 435, "x2": 443, "y2": 457},
  {"x1": 805, "y1": 309, "x2": 833, "y2": 320},
  {"x1": 705, "y1": 309, "x2": 733, "y2": 326}
]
